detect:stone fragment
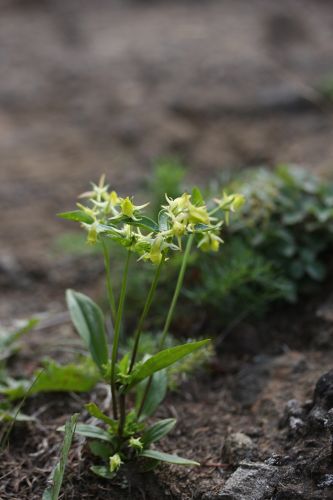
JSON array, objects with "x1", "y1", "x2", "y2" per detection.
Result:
[
  {"x1": 217, "y1": 462, "x2": 280, "y2": 500},
  {"x1": 222, "y1": 432, "x2": 255, "y2": 465}
]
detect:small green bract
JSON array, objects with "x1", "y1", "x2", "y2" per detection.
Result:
[{"x1": 58, "y1": 176, "x2": 243, "y2": 478}]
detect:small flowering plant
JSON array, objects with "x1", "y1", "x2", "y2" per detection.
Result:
[{"x1": 58, "y1": 176, "x2": 244, "y2": 479}]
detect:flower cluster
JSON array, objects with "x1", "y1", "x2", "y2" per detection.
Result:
[{"x1": 59, "y1": 176, "x2": 244, "y2": 264}]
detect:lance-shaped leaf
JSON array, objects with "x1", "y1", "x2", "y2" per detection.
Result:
[
  {"x1": 142, "y1": 418, "x2": 176, "y2": 447},
  {"x1": 125, "y1": 339, "x2": 210, "y2": 391},
  {"x1": 58, "y1": 423, "x2": 112, "y2": 442},
  {"x1": 43, "y1": 414, "x2": 78, "y2": 500},
  {"x1": 141, "y1": 449, "x2": 199, "y2": 466},
  {"x1": 85, "y1": 402, "x2": 117, "y2": 432},
  {"x1": 66, "y1": 290, "x2": 108, "y2": 373},
  {"x1": 135, "y1": 369, "x2": 168, "y2": 420},
  {"x1": 57, "y1": 210, "x2": 94, "y2": 224}
]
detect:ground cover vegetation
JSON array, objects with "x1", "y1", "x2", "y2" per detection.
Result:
[{"x1": 1, "y1": 164, "x2": 333, "y2": 497}]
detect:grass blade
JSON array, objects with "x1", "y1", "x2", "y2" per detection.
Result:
[{"x1": 43, "y1": 413, "x2": 78, "y2": 500}]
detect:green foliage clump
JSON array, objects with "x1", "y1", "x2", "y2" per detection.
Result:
[
  {"x1": 141, "y1": 162, "x2": 333, "y2": 331},
  {"x1": 57, "y1": 175, "x2": 243, "y2": 479},
  {"x1": 185, "y1": 239, "x2": 293, "y2": 318},
  {"x1": 230, "y1": 165, "x2": 333, "y2": 298}
]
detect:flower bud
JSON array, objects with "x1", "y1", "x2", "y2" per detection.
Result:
[
  {"x1": 149, "y1": 236, "x2": 163, "y2": 264},
  {"x1": 109, "y1": 453, "x2": 123, "y2": 473},
  {"x1": 110, "y1": 191, "x2": 119, "y2": 206},
  {"x1": 198, "y1": 232, "x2": 222, "y2": 252},
  {"x1": 121, "y1": 197, "x2": 134, "y2": 218},
  {"x1": 129, "y1": 437, "x2": 143, "y2": 451},
  {"x1": 188, "y1": 204, "x2": 210, "y2": 225},
  {"x1": 232, "y1": 194, "x2": 245, "y2": 211},
  {"x1": 87, "y1": 223, "x2": 98, "y2": 245}
]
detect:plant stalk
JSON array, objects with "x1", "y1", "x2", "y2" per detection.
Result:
[
  {"x1": 128, "y1": 256, "x2": 164, "y2": 373},
  {"x1": 118, "y1": 393, "x2": 126, "y2": 438},
  {"x1": 159, "y1": 233, "x2": 194, "y2": 348},
  {"x1": 138, "y1": 234, "x2": 194, "y2": 418},
  {"x1": 110, "y1": 249, "x2": 131, "y2": 419},
  {"x1": 102, "y1": 239, "x2": 117, "y2": 323},
  {"x1": 137, "y1": 376, "x2": 152, "y2": 419}
]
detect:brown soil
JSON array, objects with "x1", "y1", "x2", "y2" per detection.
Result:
[
  {"x1": 2, "y1": 304, "x2": 333, "y2": 499},
  {"x1": 2, "y1": 0, "x2": 333, "y2": 498}
]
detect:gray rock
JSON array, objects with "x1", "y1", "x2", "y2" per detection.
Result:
[
  {"x1": 222, "y1": 433, "x2": 255, "y2": 465},
  {"x1": 285, "y1": 399, "x2": 303, "y2": 418},
  {"x1": 289, "y1": 416, "x2": 305, "y2": 435},
  {"x1": 217, "y1": 462, "x2": 281, "y2": 500},
  {"x1": 314, "y1": 369, "x2": 333, "y2": 410},
  {"x1": 318, "y1": 474, "x2": 333, "y2": 489}
]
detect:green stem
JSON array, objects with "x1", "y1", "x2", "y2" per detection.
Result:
[
  {"x1": 138, "y1": 234, "x2": 194, "y2": 418},
  {"x1": 128, "y1": 257, "x2": 164, "y2": 373},
  {"x1": 118, "y1": 394, "x2": 126, "y2": 438},
  {"x1": 159, "y1": 233, "x2": 194, "y2": 348},
  {"x1": 102, "y1": 239, "x2": 117, "y2": 322},
  {"x1": 110, "y1": 249, "x2": 131, "y2": 420},
  {"x1": 137, "y1": 376, "x2": 152, "y2": 419}
]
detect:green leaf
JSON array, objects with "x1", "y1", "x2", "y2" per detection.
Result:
[
  {"x1": 57, "y1": 210, "x2": 94, "y2": 224},
  {"x1": 117, "y1": 215, "x2": 159, "y2": 232},
  {"x1": 193, "y1": 223, "x2": 213, "y2": 232},
  {"x1": 126, "y1": 339, "x2": 210, "y2": 390},
  {"x1": 135, "y1": 369, "x2": 168, "y2": 420},
  {"x1": 58, "y1": 423, "x2": 112, "y2": 443},
  {"x1": 43, "y1": 414, "x2": 78, "y2": 500},
  {"x1": 66, "y1": 290, "x2": 108, "y2": 373},
  {"x1": 85, "y1": 403, "x2": 117, "y2": 431},
  {"x1": 0, "y1": 359, "x2": 100, "y2": 400},
  {"x1": 90, "y1": 466, "x2": 115, "y2": 479},
  {"x1": 4, "y1": 318, "x2": 39, "y2": 347},
  {"x1": 191, "y1": 186, "x2": 204, "y2": 206},
  {"x1": 117, "y1": 353, "x2": 130, "y2": 377},
  {"x1": 33, "y1": 359, "x2": 100, "y2": 394},
  {"x1": 306, "y1": 261, "x2": 326, "y2": 281},
  {"x1": 0, "y1": 377, "x2": 30, "y2": 401},
  {"x1": 0, "y1": 409, "x2": 35, "y2": 423},
  {"x1": 89, "y1": 440, "x2": 113, "y2": 460},
  {"x1": 143, "y1": 418, "x2": 176, "y2": 447},
  {"x1": 141, "y1": 449, "x2": 199, "y2": 466},
  {"x1": 0, "y1": 318, "x2": 39, "y2": 361}
]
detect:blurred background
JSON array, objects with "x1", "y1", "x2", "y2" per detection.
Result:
[{"x1": 1, "y1": 0, "x2": 333, "y2": 319}]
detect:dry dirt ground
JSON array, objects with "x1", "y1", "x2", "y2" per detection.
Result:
[
  {"x1": 2, "y1": 1, "x2": 333, "y2": 498},
  {"x1": 1, "y1": 0, "x2": 333, "y2": 285}
]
